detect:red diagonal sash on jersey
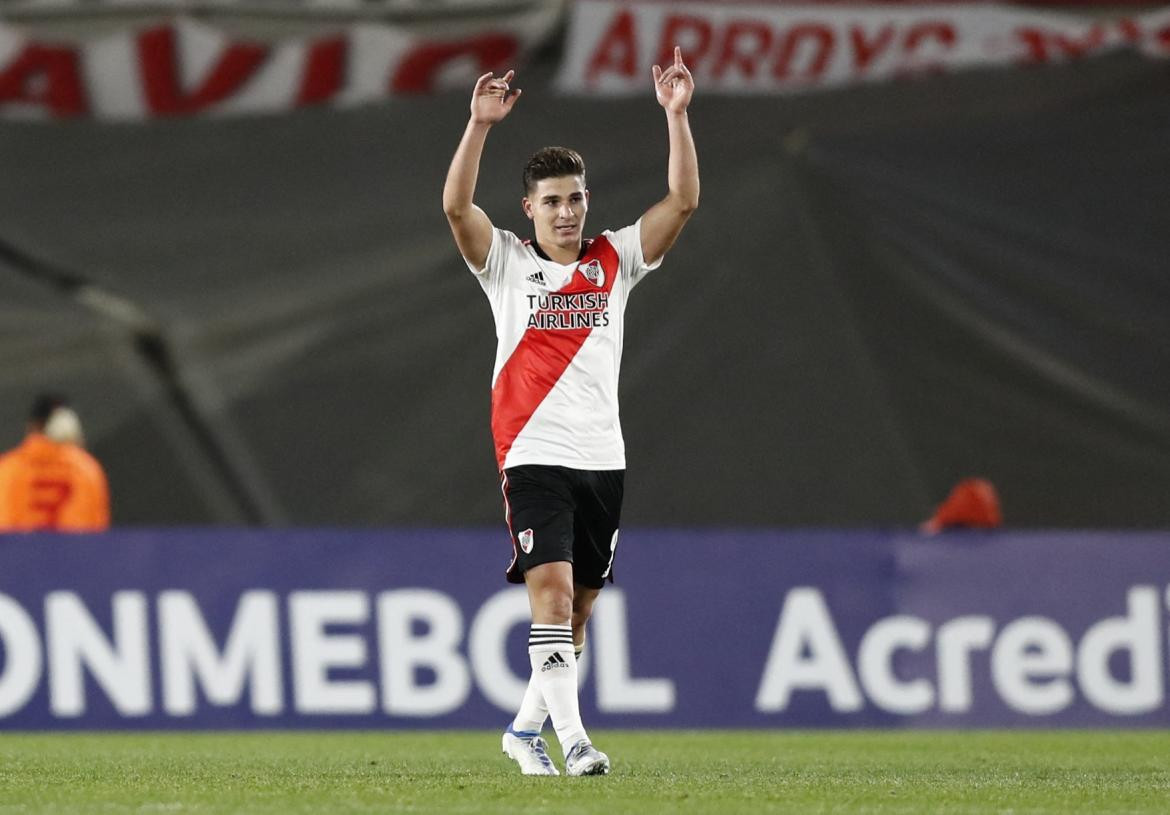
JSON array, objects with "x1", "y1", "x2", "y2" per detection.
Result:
[{"x1": 491, "y1": 236, "x2": 619, "y2": 469}]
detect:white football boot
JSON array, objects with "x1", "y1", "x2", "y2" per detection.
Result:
[
  {"x1": 501, "y1": 725, "x2": 559, "y2": 776},
  {"x1": 564, "y1": 740, "x2": 611, "y2": 776}
]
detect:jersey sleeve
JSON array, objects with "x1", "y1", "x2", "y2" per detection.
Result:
[
  {"x1": 608, "y1": 219, "x2": 664, "y2": 292},
  {"x1": 464, "y1": 227, "x2": 523, "y2": 302}
]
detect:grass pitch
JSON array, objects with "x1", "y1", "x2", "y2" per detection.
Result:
[{"x1": 1, "y1": 730, "x2": 1168, "y2": 814}]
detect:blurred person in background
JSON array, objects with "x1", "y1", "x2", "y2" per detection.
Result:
[
  {"x1": 0, "y1": 393, "x2": 110, "y2": 532},
  {"x1": 443, "y1": 47, "x2": 698, "y2": 777}
]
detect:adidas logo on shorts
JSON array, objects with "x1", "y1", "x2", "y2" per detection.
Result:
[{"x1": 541, "y1": 652, "x2": 569, "y2": 672}]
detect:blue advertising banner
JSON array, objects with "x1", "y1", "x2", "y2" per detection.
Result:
[{"x1": 1, "y1": 529, "x2": 1168, "y2": 729}]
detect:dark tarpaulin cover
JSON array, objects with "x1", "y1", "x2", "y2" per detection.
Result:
[{"x1": 0, "y1": 54, "x2": 1167, "y2": 527}]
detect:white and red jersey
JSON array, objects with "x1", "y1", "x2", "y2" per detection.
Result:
[{"x1": 466, "y1": 220, "x2": 661, "y2": 471}]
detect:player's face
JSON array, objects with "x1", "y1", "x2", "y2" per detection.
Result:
[{"x1": 523, "y1": 175, "x2": 589, "y2": 253}]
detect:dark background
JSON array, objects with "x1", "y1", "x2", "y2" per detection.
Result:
[{"x1": 1, "y1": 48, "x2": 1167, "y2": 527}]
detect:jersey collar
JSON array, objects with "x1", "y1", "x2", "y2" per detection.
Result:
[{"x1": 530, "y1": 238, "x2": 592, "y2": 263}]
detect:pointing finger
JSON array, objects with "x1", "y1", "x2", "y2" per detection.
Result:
[{"x1": 674, "y1": 45, "x2": 683, "y2": 68}]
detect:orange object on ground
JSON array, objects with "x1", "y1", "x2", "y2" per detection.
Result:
[
  {"x1": 0, "y1": 433, "x2": 110, "y2": 532},
  {"x1": 922, "y1": 477, "x2": 1002, "y2": 534}
]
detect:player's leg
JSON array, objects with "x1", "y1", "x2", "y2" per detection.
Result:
[
  {"x1": 571, "y1": 584, "x2": 599, "y2": 658},
  {"x1": 498, "y1": 558, "x2": 570, "y2": 776},
  {"x1": 510, "y1": 674, "x2": 548, "y2": 736},
  {"x1": 558, "y1": 468, "x2": 624, "y2": 776},
  {"x1": 525, "y1": 561, "x2": 591, "y2": 760},
  {"x1": 504, "y1": 467, "x2": 550, "y2": 737},
  {"x1": 499, "y1": 466, "x2": 581, "y2": 775},
  {"x1": 568, "y1": 467, "x2": 623, "y2": 652},
  {"x1": 510, "y1": 584, "x2": 596, "y2": 745}
]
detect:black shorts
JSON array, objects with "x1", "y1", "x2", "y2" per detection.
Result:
[{"x1": 501, "y1": 464, "x2": 624, "y2": 589}]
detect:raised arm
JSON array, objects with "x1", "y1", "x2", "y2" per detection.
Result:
[
  {"x1": 442, "y1": 70, "x2": 521, "y2": 270},
  {"x1": 640, "y1": 47, "x2": 700, "y2": 267}
]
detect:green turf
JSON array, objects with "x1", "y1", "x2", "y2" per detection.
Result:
[{"x1": 1, "y1": 730, "x2": 1168, "y2": 814}]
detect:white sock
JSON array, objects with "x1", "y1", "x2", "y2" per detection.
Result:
[
  {"x1": 511, "y1": 674, "x2": 547, "y2": 734},
  {"x1": 527, "y1": 624, "x2": 587, "y2": 756},
  {"x1": 511, "y1": 640, "x2": 585, "y2": 734}
]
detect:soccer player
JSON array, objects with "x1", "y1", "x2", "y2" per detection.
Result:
[
  {"x1": 442, "y1": 48, "x2": 698, "y2": 776},
  {"x1": 0, "y1": 394, "x2": 110, "y2": 532}
]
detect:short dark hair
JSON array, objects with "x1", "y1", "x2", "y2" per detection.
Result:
[
  {"x1": 523, "y1": 146, "x2": 585, "y2": 195},
  {"x1": 30, "y1": 393, "x2": 68, "y2": 427}
]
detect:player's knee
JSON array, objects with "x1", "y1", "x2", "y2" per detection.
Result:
[
  {"x1": 530, "y1": 582, "x2": 574, "y2": 622},
  {"x1": 537, "y1": 592, "x2": 573, "y2": 622}
]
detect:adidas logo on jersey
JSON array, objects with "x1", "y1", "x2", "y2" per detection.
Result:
[
  {"x1": 526, "y1": 270, "x2": 547, "y2": 287},
  {"x1": 541, "y1": 652, "x2": 569, "y2": 672}
]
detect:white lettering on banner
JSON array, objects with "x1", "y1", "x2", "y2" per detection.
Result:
[
  {"x1": 755, "y1": 586, "x2": 1167, "y2": 717},
  {"x1": 466, "y1": 587, "x2": 656, "y2": 712},
  {"x1": 467, "y1": 587, "x2": 607, "y2": 712},
  {"x1": 0, "y1": 586, "x2": 669, "y2": 720},
  {"x1": 3, "y1": 584, "x2": 1169, "y2": 720},
  {"x1": 755, "y1": 588, "x2": 864, "y2": 712},
  {"x1": 46, "y1": 591, "x2": 151, "y2": 717},
  {"x1": 857, "y1": 616, "x2": 933, "y2": 715},
  {"x1": 0, "y1": 7, "x2": 562, "y2": 120},
  {"x1": 0, "y1": 594, "x2": 41, "y2": 716},
  {"x1": 467, "y1": 587, "x2": 533, "y2": 711},
  {"x1": 936, "y1": 616, "x2": 994, "y2": 712},
  {"x1": 158, "y1": 590, "x2": 283, "y2": 716},
  {"x1": 991, "y1": 617, "x2": 1074, "y2": 715},
  {"x1": 593, "y1": 591, "x2": 675, "y2": 713},
  {"x1": 4, "y1": 6, "x2": 1170, "y2": 119},
  {"x1": 289, "y1": 591, "x2": 375, "y2": 714},
  {"x1": 1076, "y1": 587, "x2": 1161, "y2": 714},
  {"x1": 377, "y1": 590, "x2": 470, "y2": 716},
  {"x1": 555, "y1": 2, "x2": 1170, "y2": 97}
]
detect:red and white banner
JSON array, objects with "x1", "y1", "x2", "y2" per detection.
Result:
[
  {"x1": 0, "y1": 9, "x2": 559, "y2": 120},
  {"x1": 556, "y1": 0, "x2": 1170, "y2": 95},
  {"x1": 5, "y1": 3, "x2": 1169, "y2": 119}
]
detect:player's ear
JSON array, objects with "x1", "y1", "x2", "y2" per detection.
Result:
[{"x1": 522, "y1": 197, "x2": 534, "y2": 220}]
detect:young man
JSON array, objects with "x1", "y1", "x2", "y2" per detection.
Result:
[{"x1": 442, "y1": 48, "x2": 698, "y2": 776}]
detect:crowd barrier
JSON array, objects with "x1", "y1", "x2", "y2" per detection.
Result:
[{"x1": 1, "y1": 529, "x2": 1167, "y2": 729}]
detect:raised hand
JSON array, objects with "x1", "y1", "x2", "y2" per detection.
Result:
[
  {"x1": 470, "y1": 69, "x2": 521, "y2": 124},
  {"x1": 652, "y1": 47, "x2": 694, "y2": 114}
]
